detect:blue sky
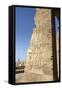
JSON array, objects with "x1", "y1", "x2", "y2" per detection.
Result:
[
  {"x1": 55, "y1": 16, "x2": 59, "y2": 32},
  {"x1": 16, "y1": 7, "x2": 35, "y2": 61}
]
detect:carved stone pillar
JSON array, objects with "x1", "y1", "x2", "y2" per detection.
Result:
[{"x1": 25, "y1": 8, "x2": 53, "y2": 81}]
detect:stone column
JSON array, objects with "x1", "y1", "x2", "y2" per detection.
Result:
[{"x1": 25, "y1": 8, "x2": 53, "y2": 81}]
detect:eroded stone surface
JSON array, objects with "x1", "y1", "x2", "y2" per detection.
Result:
[{"x1": 24, "y1": 8, "x2": 53, "y2": 81}]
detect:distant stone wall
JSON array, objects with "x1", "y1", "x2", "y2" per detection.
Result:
[{"x1": 56, "y1": 31, "x2": 59, "y2": 78}]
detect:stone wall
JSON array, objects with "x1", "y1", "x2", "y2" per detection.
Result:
[{"x1": 25, "y1": 8, "x2": 53, "y2": 81}]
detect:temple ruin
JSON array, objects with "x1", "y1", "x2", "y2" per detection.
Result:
[
  {"x1": 16, "y1": 8, "x2": 60, "y2": 83},
  {"x1": 24, "y1": 8, "x2": 54, "y2": 81}
]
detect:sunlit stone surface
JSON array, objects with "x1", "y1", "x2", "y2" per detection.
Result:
[
  {"x1": 56, "y1": 31, "x2": 59, "y2": 78},
  {"x1": 23, "y1": 8, "x2": 54, "y2": 82}
]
